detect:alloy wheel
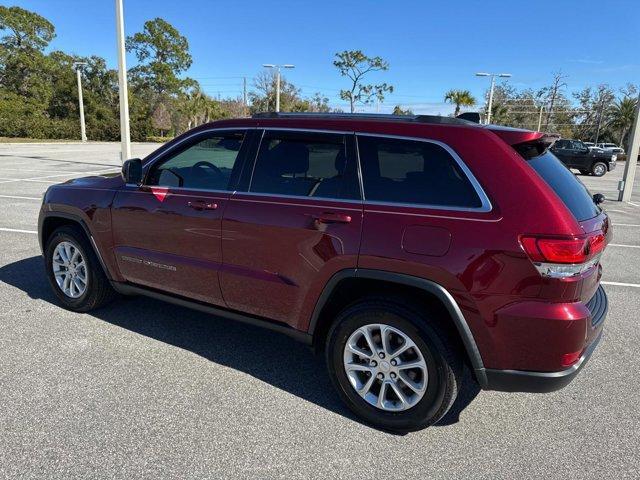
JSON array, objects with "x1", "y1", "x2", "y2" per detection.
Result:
[
  {"x1": 343, "y1": 323, "x2": 428, "y2": 411},
  {"x1": 52, "y1": 241, "x2": 88, "y2": 299}
]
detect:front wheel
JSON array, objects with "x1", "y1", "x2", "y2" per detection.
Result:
[
  {"x1": 592, "y1": 162, "x2": 607, "y2": 177},
  {"x1": 326, "y1": 299, "x2": 462, "y2": 432},
  {"x1": 44, "y1": 225, "x2": 117, "y2": 312}
]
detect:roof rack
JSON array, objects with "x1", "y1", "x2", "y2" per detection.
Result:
[{"x1": 251, "y1": 112, "x2": 480, "y2": 126}]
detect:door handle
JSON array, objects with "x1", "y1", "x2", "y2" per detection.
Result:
[
  {"x1": 187, "y1": 200, "x2": 218, "y2": 211},
  {"x1": 314, "y1": 212, "x2": 352, "y2": 224}
]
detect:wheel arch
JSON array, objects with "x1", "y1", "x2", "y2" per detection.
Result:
[
  {"x1": 39, "y1": 211, "x2": 112, "y2": 281},
  {"x1": 308, "y1": 269, "x2": 488, "y2": 387}
]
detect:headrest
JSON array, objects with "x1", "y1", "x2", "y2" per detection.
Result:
[{"x1": 269, "y1": 141, "x2": 309, "y2": 174}]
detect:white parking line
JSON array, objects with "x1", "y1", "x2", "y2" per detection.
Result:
[
  {"x1": 0, "y1": 177, "x2": 60, "y2": 184},
  {"x1": 0, "y1": 227, "x2": 37, "y2": 234},
  {"x1": 613, "y1": 223, "x2": 640, "y2": 227},
  {"x1": 0, "y1": 168, "x2": 118, "y2": 185},
  {"x1": 627, "y1": 201, "x2": 640, "y2": 207},
  {"x1": 609, "y1": 243, "x2": 640, "y2": 249},
  {"x1": 602, "y1": 281, "x2": 640, "y2": 288},
  {"x1": 0, "y1": 194, "x2": 41, "y2": 201}
]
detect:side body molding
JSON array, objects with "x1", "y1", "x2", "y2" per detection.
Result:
[{"x1": 308, "y1": 268, "x2": 488, "y2": 388}]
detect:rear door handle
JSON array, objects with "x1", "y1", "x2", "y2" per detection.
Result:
[
  {"x1": 187, "y1": 200, "x2": 218, "y2": 211},
  {"x1": 314, "y1": 212, "x2": 352, "y2": 224}
]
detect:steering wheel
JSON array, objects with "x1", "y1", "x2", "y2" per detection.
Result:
[{"x1": 191, "y1": 161, "x2": 223, "y2": 179}]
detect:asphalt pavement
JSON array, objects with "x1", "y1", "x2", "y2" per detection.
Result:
[{"x1": 0, "y1": 142, "x2": 639, "y2": 479}]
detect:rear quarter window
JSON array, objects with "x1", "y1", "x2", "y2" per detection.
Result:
[
  {"x1": 357, "y1": 135, "x2": 484, "y2": 209},
  {"x1": 527, "y1": 151, "x2": 599, "y2": 221}
]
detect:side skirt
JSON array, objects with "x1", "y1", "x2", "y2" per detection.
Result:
[{"x1": 111, "y1": 281, "x2": 313, "y2": 345}]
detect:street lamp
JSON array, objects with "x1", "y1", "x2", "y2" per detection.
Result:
[
  {"x1": 262, "y1": 64, "x2": 295, "y2": 112},
  {"x1": 475, "y1": 72, "x2": 512, "y2": 124},
  {"x1": 73, "y1": 62, "x2": 88, "y2": 142},
  {"x1": 115, "y1": 0, "x2": 131, "y2": 162}
]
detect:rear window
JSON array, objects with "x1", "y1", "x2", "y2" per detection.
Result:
[{"x1": 527, "y1": 150, "x2": 599, "y2": 221}]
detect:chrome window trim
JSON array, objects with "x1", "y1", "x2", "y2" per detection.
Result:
[
  {"x1": 245, "y1": 128, "x2": 362, "y2": 203},
  {"x1": 140, "y1": 127, "x2": 254, "y2": 193},
  {"x1": 259, "y1": 127, "x2": 355, "y2": 135},
  {"x1": 355, "y1": 132, "x2": 493, "y2": 213}
]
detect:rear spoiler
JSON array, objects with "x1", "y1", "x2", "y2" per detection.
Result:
[
  {"x1": 512, "y1": 134, "x2": 560, "y2": 159},
  {"x1": 456, "y1": 112, "x2": 481, "y2": 123}
]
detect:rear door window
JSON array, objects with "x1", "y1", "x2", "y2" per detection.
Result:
[
  {"x1": 527, "y1": 150, "x2": 599, "y2": 221},
  {"x1": 249, "y1": 131, "x2": 360, "y2": 200},
  {"x1": 356, "y1": 135, "x2": 483, "y2": 209}
]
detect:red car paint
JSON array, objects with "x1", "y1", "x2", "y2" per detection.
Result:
[{"x1": 39, "y1": 115, "x2": 609, "y2": 390}]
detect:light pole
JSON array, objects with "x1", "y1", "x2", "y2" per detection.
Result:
[
  {"x1": 115, "y1": 0, "x2": 131, "y2": 162},
  {"x1": 263, "y1": 64, "x2": 295, "y2": 112},
  {"x1": 618, "y1": 93, "x2": 640, "y2": 202},
  {"x1": 476, "y1": 72, "x2": 512, "y2": 124},
  {"x1": 73, "y1": 62, "x2": 88, "y2": 142}
]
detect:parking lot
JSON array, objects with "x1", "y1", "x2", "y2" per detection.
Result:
[{"x1": 0, "y1": 142, "x2": 639, "y2": 479}]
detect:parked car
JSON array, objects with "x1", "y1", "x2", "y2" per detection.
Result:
[
  {"x1": 551, "y1": 139, "x2": 617, "y2": 176},
  {"x1": 39, "y1": 113, "x2": 610, "y2": 432},
  {"x1": 597, "y1": 143, "x2": 627, "y2": 161}
]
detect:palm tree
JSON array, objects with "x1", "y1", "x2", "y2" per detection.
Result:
[
  {"x1": 608, "y1": 97, "x2": 637, "y2": 146},
  {"x1": 444, "y1": 89, "x2": 477, "y2": 116}
]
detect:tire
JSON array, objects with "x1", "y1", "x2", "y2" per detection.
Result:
[
  {"x1": 591, "y1": 162, "x2": 607, "y2": 177},
  {"x1": 44, "y1": 225, "x2": 117, "y2": 312},
  {"x1": 326, "y1": 298, "x2": 462, "y2": 432}
]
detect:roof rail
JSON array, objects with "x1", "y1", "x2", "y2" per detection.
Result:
[{"x1": 251, "y1": 112, "x2": 479, "y2": 126}]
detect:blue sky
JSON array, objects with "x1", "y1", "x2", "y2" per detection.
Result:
[{"x1": 9, "y1": 0, "x2": 640, "y2": 114}]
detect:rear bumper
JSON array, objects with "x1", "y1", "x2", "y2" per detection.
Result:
[{"x1": 483, "y1": 286, "x2": 608, "y2": 393}]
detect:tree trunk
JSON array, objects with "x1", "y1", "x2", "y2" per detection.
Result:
[{"x1": 455, "y1": 104, "x2": 461, "y2": 116}]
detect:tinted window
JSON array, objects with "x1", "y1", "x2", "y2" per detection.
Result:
[
  {"x1": 249, "y1": 131, "x2": 360, "y2": 199},
  {"x1": 147, "y1": 131, "x2": 245, "y2": 190},
  {"x1": 357, "y1": 135, "x2": 482, "y2": 208},
  {"x1": 528, "y1": 151, "x2": 599, "y2": 221}
]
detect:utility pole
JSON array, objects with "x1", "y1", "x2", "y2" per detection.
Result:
[
  {"x1": 262, "y1": 64, "x2": 295, "y2": 112},
  {"x1": 537, "y1": 104, "x2": 544, "y2": 131},
  {"x1": 243, "y1": 77, "x2": 247, "y2": 108},
  {"x1": 73, "y1": 62, "x2": 88, "y2": 142},
  {"x1": 594, "y1": 96, "x2": 605, "y2": 144},
  {"x1": 115, "y1": 0, "x2": 131, "y2": 162},
  {"x1": 476, "y1": 72, "x2": 511, "y2": 124},
  {"x1": 618, "y1": 93, "x2": 640, "y2": 202}
]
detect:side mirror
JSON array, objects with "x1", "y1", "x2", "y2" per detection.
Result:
[
  {"x1": 121, "y1": 158, "x2": 142, "y2": 184},
  {"x1": 593, "y1": 193, "x2": 605, "y2": 205}
]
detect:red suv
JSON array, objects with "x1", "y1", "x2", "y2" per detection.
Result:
[{"x1": 39, "y1": 113, "x2": 610, "y2": 432}]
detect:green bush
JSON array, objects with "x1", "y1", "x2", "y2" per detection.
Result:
[{"x1": 145, "y1": 135, "x2": 172, "y2": 143}]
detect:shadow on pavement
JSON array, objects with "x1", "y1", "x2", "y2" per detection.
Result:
[{"x1": 0, "y1": 255, "x2": 479, "y2": 432}]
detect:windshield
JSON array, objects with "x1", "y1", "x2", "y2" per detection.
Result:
[{"x1": 527, "y1": 150, "x2": 599, "y2": 221}]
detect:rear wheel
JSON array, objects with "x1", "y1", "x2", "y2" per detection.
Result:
[
  {"x1": 326, "y1": 298, "x2": 462, "y2": 432},
  {"x1": 44, "y1": 225, "x2": 117, "y2": 312},
  {"x1": 592, "y1": 162, "x2": 607, "y2": 177}
]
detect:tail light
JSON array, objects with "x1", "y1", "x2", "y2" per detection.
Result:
[{"x1": 520, "y1": 233, "x2": 606, "y2": 278}]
